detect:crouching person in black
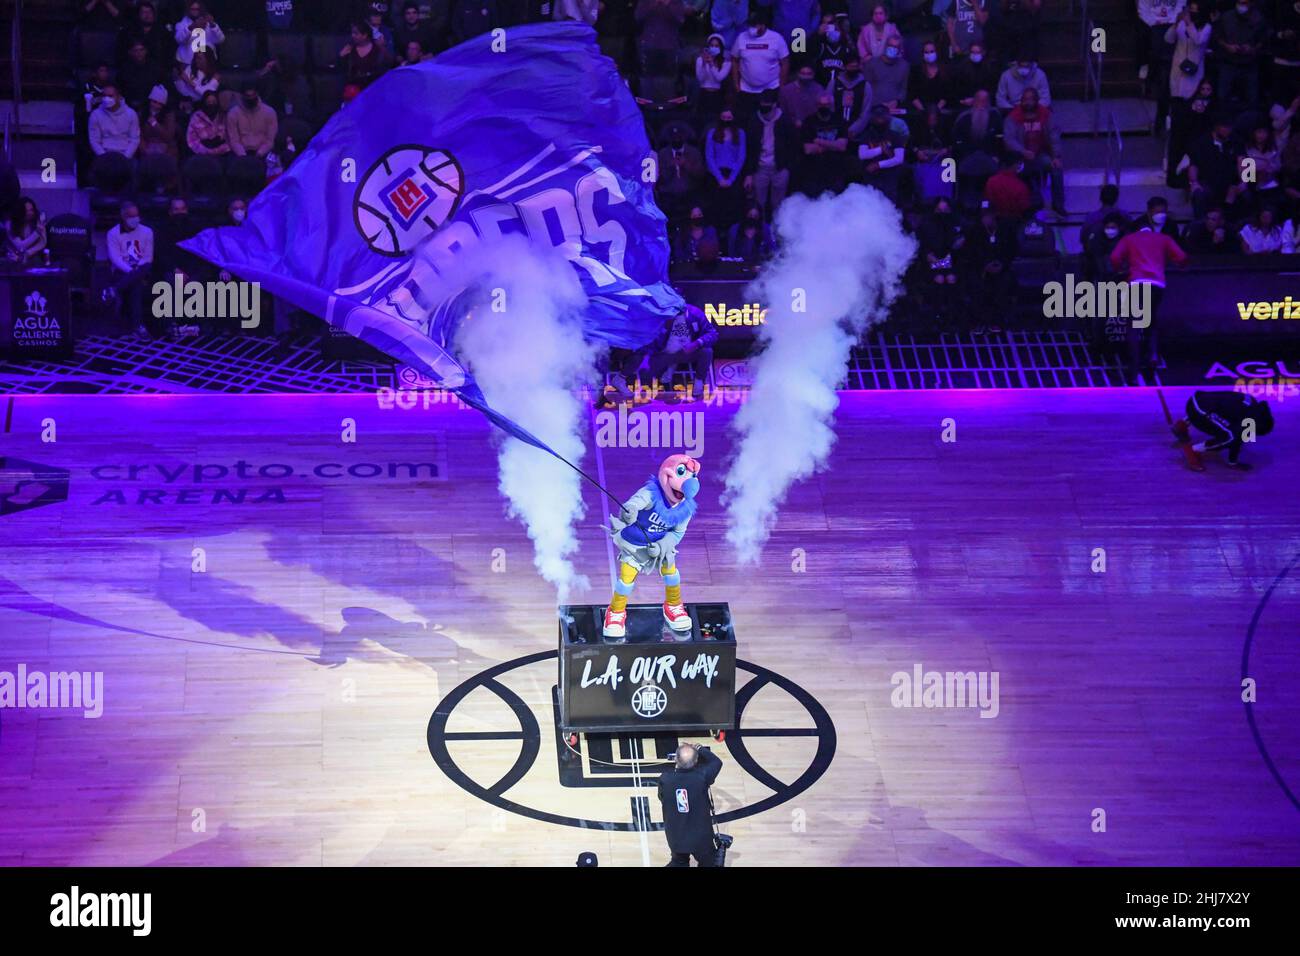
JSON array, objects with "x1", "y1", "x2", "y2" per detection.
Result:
[
  {"x1": 647, "y1": 305, "x2": 718, "y2": 403},
  {"x1": 657, "y1": 743, "x2": 723, "y2": 867},
  {"x1": 1172, "y1": 391, "x2": 1275, "y2": 470}
]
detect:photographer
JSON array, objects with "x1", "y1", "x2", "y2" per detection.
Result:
[{"x1": 657, "y1": 742, "x2": 723, "y2": 867}]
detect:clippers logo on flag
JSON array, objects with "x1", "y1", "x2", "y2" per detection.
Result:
[
  {"x1": 381, "y1": 169, "x2": 435, "y2": 229},
  {"x1": 675, "y1": 788, "x2": 689, "y2": 813},
  {"x1": 355, "y1": 145, "x2": 464, "y2": 257}
]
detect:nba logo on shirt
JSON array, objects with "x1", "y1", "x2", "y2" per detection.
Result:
[
  {"x1": 675, "y1": 788, "x2": 689, "y2": 813},
  {"x1": 381, "y1": 169, "x2": 434, "y2": 230}
]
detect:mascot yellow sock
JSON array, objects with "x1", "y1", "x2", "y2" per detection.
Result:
[
  {"x1": 662, "y1": 564, "x2": 682, "y2": 605},
  {"x1": 609, "y1": 562, "x2": 638, "y2": 613}
]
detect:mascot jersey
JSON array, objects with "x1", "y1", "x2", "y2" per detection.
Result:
[{"x1": 618, "y1": 477, "x2": 695, "y2": 548}]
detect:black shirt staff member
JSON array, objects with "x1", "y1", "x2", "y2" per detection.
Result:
[
  {"x1": 657, "y1": 743, "x2": 723, "y2": 867},
  {"x1": 1173, "y1": 391, "x2": 1274, "y2": 470}
]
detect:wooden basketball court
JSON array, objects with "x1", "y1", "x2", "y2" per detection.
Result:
[{"x1": 1, "y1": 387, "x2": 1296, "y2": 866}]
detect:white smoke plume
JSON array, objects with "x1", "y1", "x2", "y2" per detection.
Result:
[
  {"x1": 723, "y1": 185, "x2": 917, "y2": 562},
  {"x1": 425, "y1": 236, "x2": 597, "y2": 597}
]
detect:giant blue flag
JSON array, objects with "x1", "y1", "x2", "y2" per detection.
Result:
[{"x1": 182, "y1": 21, "x2": 682, "y2": 453}]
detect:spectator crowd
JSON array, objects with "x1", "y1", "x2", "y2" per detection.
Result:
[{"x1": 5, "y1": 0, "x2": 1294, "y2": 342}]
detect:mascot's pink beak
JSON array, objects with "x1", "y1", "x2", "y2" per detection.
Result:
[{"x1": 659, "y1": 455, "x2": 701, "y2": 505}]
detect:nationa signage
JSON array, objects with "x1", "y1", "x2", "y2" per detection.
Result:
[{"x1": 704, "y1": 302, "x2": 766, "y2": 326}]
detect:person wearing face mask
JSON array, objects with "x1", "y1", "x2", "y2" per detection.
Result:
[
  {"x1": 910, "y1": 41, "x2": 951, "y2": 114},
  {"x1": 1085, "y1": 212, "x2": 1128, "y2": 280},
  {"x1": 801, "y1": 92, "x2": 850, "y2": 195},
  {"x1": 995, "y1": 58, "x2": 1050, "y2": 110},
  {"x1": 186, "y1": 91, "x2": 231, "y2": 155},
  {"x1": 695, "y1": 33, "x2": 733, "y2": 120},
  {"x1": 227, "y1": 82, "x2": 279, "y2": 158},
  {"x1": 89, "y1": 83, "x2": 141, "y2": 162},
  {"x1": 1082, "y1": 212, "x2": 1129, "y2": 351},
  {"x1": 779, "y1": 64, "x2": 826, "y2": 127},
  {"x1": 1080, "y1": 183, "x2": 1131, "y2": 249},
  {"x1": 214, "y1": 199, "x2": 251, "y2": 297},
  {"x1": 726, "y1": 203, "x2": 776, "y2": 260},
  {"x1": 853, "y1": 104, "x2": 906, "y2": 200},
  {"x1": 88, "y1": 83, "x2": 141, "y2": 193},
  {"x1": 1214, "y1": 0, "x2": 1267, "y2": 108},
  {"x1": 105, "y1": 201, "x2": 155, "y2": 337},
  {"x1": 742, "y1": 89, "x2": 800, "y2": 216},
  {"x1": 916, "y1": 196, "x2": 964, "y2": 326},
  {"x1": 954, "y1": 42, "x2": 1000, "y2": 107},
  {"x1": 866, "y1": 35, "x2": 909, "y2": 111},
  {"x1": 704, "y1": 111, "x2": 747, "y2": 224},
  {"x1": 655, "y1": 125, "x2": 707, "y2": 221},
  {"x1": 673, "y1": 206, "x2": 717, "y2": 263},
  {"x1": 139, "y1": 86, "x2": 179, "y2": 159},
  {"x1": 153, "y1": 197, "x2": 199, "y2": 284},
  {"x1": 137, "y1": 86, "x2": 180, "y2": 195},
  {"x1": 857, "y1": 4, "x2": 901, "y2": 61},
  {"x1": 730, "y1": 10, "x2": 791, "y2": 120},
  {"x1": 815, "y1": 15, "x2": 850, "y2": 87},
  {"x1": 830, "y1": 56, "x2": 871, "y2": 126}
]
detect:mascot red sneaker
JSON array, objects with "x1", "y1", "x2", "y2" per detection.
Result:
[{"x1": 603, "y1": 454, "x2": 701, "y2": 638}]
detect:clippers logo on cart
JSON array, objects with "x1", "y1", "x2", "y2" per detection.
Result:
[
  {"x1": 675, "y1": 788, "x2": 689, "y2": 813},
  {"x1": 632, "y1": 683, "x2": 668, "y2": 718}
]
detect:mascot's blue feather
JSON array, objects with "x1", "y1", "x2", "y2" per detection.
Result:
[{"x1": 644, "y1": 475, "x2": 697, "y2": 526}]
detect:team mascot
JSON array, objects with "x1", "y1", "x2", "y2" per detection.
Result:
[{"x1": 603, "y1": 454, "x2": 701, "y2": 638}]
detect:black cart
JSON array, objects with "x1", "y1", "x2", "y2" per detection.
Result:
[{"x1": 558, "y1": 602, "x2": 737, "y2": 736}]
